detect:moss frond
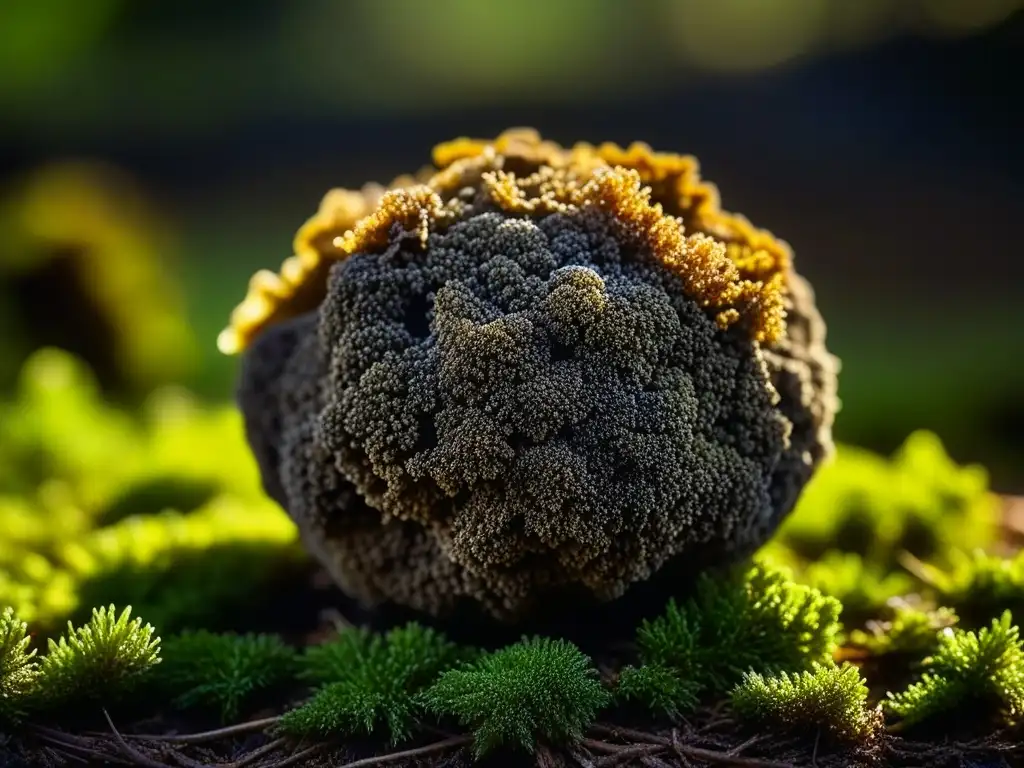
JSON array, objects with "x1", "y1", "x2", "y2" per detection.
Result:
[
  {"x1": 848, "y1": 603, "x2": 958, "y2": 658},
  {"x1": 35, "y1": 604, "x2": 160, "y2": 710},
  {"x1": 154, "y1": 631, "x2": 297, "y2": 722},
  {"x1": 615, "y1": 663, "x2": 699, "y2": 718},
  {"x1": 63, "y1": 497, "x2": 303, "y2": 634},
  {"x1": 634, "y1": 561, "x2": 842, "y2": 697},
  {"x1": 0, "y1": 349, "x2": 303, "y2": 635},
  {"x1": 884, "y1": 611, "x2": 1024, "y2": 728},
  {"x1": 777, "y1": 431, "x2": 998, "y2": 569},
  {"x1": 0, "y1": 607, "x2": 39, "y2": 725},
  {"x1": 422, "y1": 637, "x2": 610, "y2": 757},
  {"x1": 297, "y1": 626, "x2": 372, "y2": 684},
  {"x1": 922, "y1": 549, "x2": 1024, "y2": 629},
  {"x1": 731, "y1": 662, "x2": 880, "y2": 743},
  {"x1": 799, "y1": 551, "x2": 913, "y2": 623},
  {"x1": 278, "y1": 623, "x2": 470, "y2": 744}
]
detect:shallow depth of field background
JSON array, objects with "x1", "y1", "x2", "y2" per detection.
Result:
[{"x1": 2, "y1": 0, "x2": 1022, "y2": 491}]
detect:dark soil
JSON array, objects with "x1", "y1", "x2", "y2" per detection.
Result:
[{"x1": 8, "y1": 703, "x2": 1023, "y2": 768}]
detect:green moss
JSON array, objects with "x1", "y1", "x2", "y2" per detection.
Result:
[
  {"x1": 631, "y1": 561, "x2": 841, "y2": 701},
  {"x1": 731, "y1": 662, "x2": 880, "y2": 744},
  {"x1": 798, "y1": 551, "x2": 914, "y2": 623},
  {"x1": 63, "y1": 499, "x2": 304, "y2": 634},
  {"x1": 0, "y1": 349, "x2": 304, "y2": 635},
  {"x1": 917, "y1": 550, "x2": 1024, "y2": 629},
  {"x1": 422, "y1": 637, "x2": 610, "y2": 758},
  {"x1": 278, "y1": 623, "x2": 471, "y2": 744},
  {"x1": 154, "y1": 631, "x2": 298, "y2": 722},
  {"x1": 884, "y1": 611, "x2": 1024, "y2": 729},
  {"x1": 848, "y1": 604, "x2": 958, "y2": 658},
  {"x1": 776, "y1": 431, "x2": 998, "y2": 569},
  {"x1": 0, "y1": 607, "x2": 39, "y2": 725},
  {"x1": 33, "y1": 604, "x2": 160, "y2": 711},
  {"x1": 614, "y1": 663, "x2": 699, "y2": 718}
]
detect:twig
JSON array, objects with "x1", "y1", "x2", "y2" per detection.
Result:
[
  {"x1": 727, "y1": 735, "x2": 764, "y2": 756},
  {"x1": 126, "y1": 716, "x2": 281, "y2": 744},
  {"x1": 271, "y1": 741, "x2": 331, "y2": 768},
  {"x1": 811, "y1": 729, "x2": 820, "y2": 767},
  {"x1": 38, "y1": 735, "x2": 129, "y2": 766},
  {"x1": 897, "y1": 551, "x2": 941, "y2": 588},
  {"x1": 588, "y1": 725, "x2": 797, "y2": 768},
  {"x1": 674, "y1": 745, "x2": 796, "y2": 768},
  {"x1": 640, "y1": 756, "x2": 676, "y2": 768},
  {"x1": 32, "y1": 725, "x2": 103, "y2": 748},
  {"x1": 590, "y1": 724, "x2": 672, "y2": 746},
  {"x1": 170, "y1": 748, "x2": 222, "y2": 768},
  {"x1": 671, "y1": 729, "x2": 696, "y2": 768},
  {"x1": 105, "y1": 709, "x2": 189, "y2": 768},
  {"x1": 333, "y1": 735, "x2": 472, "y2": 768},
  {"x1": 569, "y1": 746, "x2": 597, "y2": 768},
  {"x1": 228, "y1": 737, "x2": 287, "y2": 768},
  {"x1": 46, "y1": 745, "x2": 89, "y2": 764},
  {"x1": 593, "y1": 741, "x2": 664, "y2": 765}
]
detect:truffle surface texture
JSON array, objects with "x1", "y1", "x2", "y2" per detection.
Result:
[{"x1": 232, "y1": 130, "x2": 839, "y2": 622}]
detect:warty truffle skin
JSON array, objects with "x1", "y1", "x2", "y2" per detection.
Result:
[{"x1": 229, "y1": 129, "x2": 839, "y2": 623}]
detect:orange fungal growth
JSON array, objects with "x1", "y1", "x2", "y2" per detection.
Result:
[{"x1": 220, "y1": 128, "x2": 792, "y2": 354}]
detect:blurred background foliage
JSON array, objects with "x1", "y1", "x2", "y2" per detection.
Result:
[{"x1": 0, "y1": 0, "x2": 1021, "y2": 493}]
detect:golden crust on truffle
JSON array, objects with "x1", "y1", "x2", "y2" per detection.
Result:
[{"x1": 219, "y1": 128, "x2": 792, "y2": 354}]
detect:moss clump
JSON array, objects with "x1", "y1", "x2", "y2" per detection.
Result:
[
  {"x1": 0, "y1": 607, "x2": 38, "y2": 726},
  {"x1": 848, "y1": 603, "x2": 958, "y2": 658},
  {"x1": 278, "y1": 623, "x2": 470, "y2": 744},
  {"x1": 614, "y1": 663, "x2": 699, "y2": 718},
  {"x1": 0, "y1": 349, "x2": 304, "y2": 634},
  {"x1": 798, "y1": 551, "x2": 914, "y2": 624},
  {"x1": 62, "y1": 498, "x2": 304, "y2": 634},
  {"x1": 884, "y1": 611, "x2": 1024, "y2": 729},
  {"x1": 154, "y1": 631, "x2": 297, "y2": 722},
  {"x1": 34, "y1": 605, "x2": 160, "y2": 711},
  {"x1": 916, "y1": 549, "x2": 1024, "y2": 629},
  {"x1": 422, "y1": 637, "x2": 610, "y2": 757},
  {"x1": 732, "y1": 662, "x2": 880, "y2": 744},
  {"x1": 776, "y1": 431, "x2": 999, "y2": 570},
  {"x1": 618, "y1": 561, "x2": 841, "y2": 714}
]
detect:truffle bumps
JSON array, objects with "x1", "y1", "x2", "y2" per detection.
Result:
[{"x1": 229, "y1": 129, "x2": 839, "y2": 622}]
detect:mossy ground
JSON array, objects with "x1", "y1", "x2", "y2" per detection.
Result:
[{"x1": 2, "y1": 349, "x2": 1024, "y2": 767}]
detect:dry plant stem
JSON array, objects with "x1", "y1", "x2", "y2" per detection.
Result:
[
  {"x1": 330, "y1": 735, "x2": 473, "y2": 768},
  {"x1": 589, "y1": 740, "x2": 664, "y2": 765},
  {"x1": 105, "y1": 709, "x2": 201, "y2": 768},
  {"x1": 169, "y1": 748, "x2": 222, "y2": 768},
  {"x1": 589, "y1": 725, "x2": 798, "y2": 768},
  {"x1": 896, "y1": 551, "x2": 939, "y2": 587},
  {"x1": 229, "y1": 737, "x2": 288, "y2": 767},
  {"x1": 272, "y1": 741, "x2": 331, "y2": 768},
  {"x1": 671, "y1": 732, "x2": 697, "y2": 768},
  {"x1": 32, "y1": 725, "x2": 103, "y2": 748},
  {"x1": 45, "y1": 745, "x2": 89, "y2": 764},
  {"x1": 641, "y1": 756, "x2": 676, "y2": 768},
  {"x1": 38, "y1": 733, "x2": 130, "y2": 766},
  {"x1": 569, "y1": 746, "x2": 598, "y2": 768},
  {"x1": 728, "y1": 735, "x2": 765, "y2": 756},
  {"x1": 127, "y1": 716, "x2": 282, "y2": 743}
]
